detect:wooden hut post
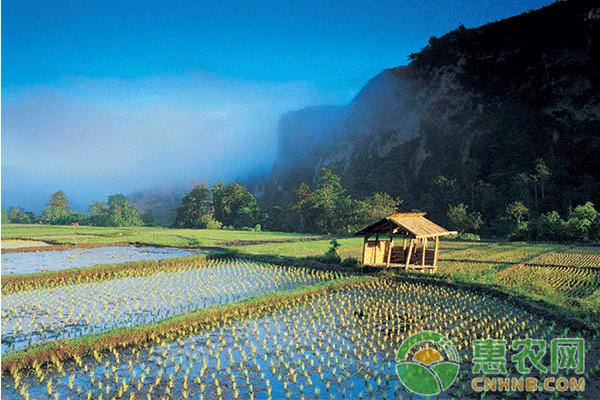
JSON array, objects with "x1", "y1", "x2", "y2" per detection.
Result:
[
  {"x1": 375, "y1": 235, "x2": 379, "y2": 264},
  {"x1": 361, "y1": 235, "x2": 368, "y2": 265},
  {"x1": 405, "y1": 239, "x2": 414, "y2": 270},
  {"x1": 433, "y1": 236, "x2": 440, "y2": 273},
  {"x1": 386, "y1": 235, "x2": 394, "y2": 267},
  {"x1": 421, "y1": 238, "x2": 427, "y2": 269}
]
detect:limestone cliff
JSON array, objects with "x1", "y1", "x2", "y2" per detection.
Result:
[{"x1": 263, "y1": 0, "x2": 600, "y2": 224}]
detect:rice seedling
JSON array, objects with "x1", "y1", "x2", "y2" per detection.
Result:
[
  {"x1": 1, "y1": 259, "x2": 340, "y2": 353},
  {"x1": 3, "y1": 277, "x2": 597, "y2": 400},
  {"x1": 497, "y1": 265, "x2": 600, "y2": 299},
  {"x1": 440, "y1": 243, "x2": 565, "y2": 264},
  {"x1": 526, "y1": 246, "x2": 600, "y2": 268}
]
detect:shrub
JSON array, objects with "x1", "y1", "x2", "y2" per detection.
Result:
[
  {"x1": 308, "y1": 239, "x2": 343, "y2": 264},
  {"x1": 312, "y1": 252, "x2": 342, "y2": 264},
  {"x1": 447, "y1": 232, "x2": 481, "y2": 241},
  {"x1": 534, "y1": 211, "x2": 566, "y2": 241}
]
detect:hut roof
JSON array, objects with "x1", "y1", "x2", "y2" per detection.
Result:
[{"x1": 355, "y1": 212, "x2": 456, "y2": 239}]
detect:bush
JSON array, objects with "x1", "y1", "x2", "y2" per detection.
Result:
[
  {"x1": 508, "y1": 222, "x2": 530, "y2": 241},
  {"x1": 447, "y1": 232, "x2": 481, "y2": 241},
  {"x1": 565, "y1": 202, "x2": 598, "y2": 242},
  {"x1": 519, "y1": 202, "x2": 600, "y2": 243},
  {"x1": 534, "y1": 211, "x2": 566, "y2": 241},
  {"x1": 308, "y1": 239, "x2": 343, "y2": 264}
]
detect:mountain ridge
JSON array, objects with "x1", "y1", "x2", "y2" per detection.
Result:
[{"x1": 260, "y1": 0, "x2": 600, "y2": 232}]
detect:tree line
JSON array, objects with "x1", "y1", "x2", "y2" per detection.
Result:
[
  {"x1": 172, "y1": 169, "x2": 403, "y2": 234},
  {"x1": 4, "y1": 165, "x2": 599, "y2": 243},
  {"x1": 2, "y1": 191, "x2": 149, "y2": 227},
  {"x1": 1, "y1": 181, "x2": 267, "y2": 231}
]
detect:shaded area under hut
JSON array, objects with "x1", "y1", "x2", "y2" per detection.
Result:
[{"x1": 355, "y1": 212, "x2": 456, "y2": 273}]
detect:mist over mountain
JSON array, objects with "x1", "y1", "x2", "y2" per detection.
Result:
[{"x1": 259, "y1": 0, "x2": 600, "y2": 231}]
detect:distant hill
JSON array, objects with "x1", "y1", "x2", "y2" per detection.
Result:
[{"x1": 259, "y1": 0, "x2": 600, "y2": 232}]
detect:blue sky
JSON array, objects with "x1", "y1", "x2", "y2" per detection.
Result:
[{"x1": 2, "y1": 0, "x2": 556, "y2": 212}]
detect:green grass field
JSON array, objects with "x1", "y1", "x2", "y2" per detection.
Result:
[{"x1": 1, "y1": 224, "x2": 325, "y2": 249}]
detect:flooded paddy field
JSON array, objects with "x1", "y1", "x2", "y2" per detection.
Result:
[
  {"x1": 1, "y1": 245, "x2": 208, "y2": 275},
  {"x1": 1, "y1": 259, "x2": 338, "y2": 354},
  {"x1": 4, "y1": 278, "x2": 598, "y2": 400}
]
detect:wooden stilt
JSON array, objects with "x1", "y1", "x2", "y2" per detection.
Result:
[
  {"x1": 421, "y1": 238, "x2": 427, "y2": 270},
  {"x1": 386, "y1": 235, "x2": 394, "y2": 267},
  {"x1": 405, "y1": 239, "x2": 414, "y2": 270},
  {"x1": 433, "y1": 236, "x2": 440, "y2": 273},
  {"x1": 361, "y1": 236, "x2": 368, "y2": 265}
]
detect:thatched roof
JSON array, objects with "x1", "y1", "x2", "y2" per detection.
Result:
[{"x1": 355, "y1": 212, "x2": 456, "y2": 239}]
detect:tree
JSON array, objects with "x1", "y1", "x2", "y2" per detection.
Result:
[
  {"x1": 8, "y1": 208, "x2": 20, "y2": 222},
  {"x1": 510, "y1": 173, "x2": 532, "y2": 208},
  {"x1": 174, "y1": 181, "x2": 212, "y2": 228},
  {"x1": 506, "y1": 201, "x2": 528, "y2": 227},
  {"x1": 358, "y1": 193, "x2": 401, "y2": 224},
  {"x1": 40, "y1": 190, "x2": 72, "y2": 224},
  {"x1": 88, "y1": 195, "x2": 142, "y2": 227},
  {"x1": 141, "y1": 209, "x2": 160, "y2": 227},
  {"x1": 293, "y1": 168, "x2": 348, "y2": 233},
  {"x1": 107, "y1": 194, "x2": 142, "y2": 227},
  {"x1": 293, "y1": 168, "x2": 402, "y2": 234},
  {"x1": 88, "y1": 201, "x2": 110, "y2": 226},
  {"x1": 447, "y1": 203, "x2": 482, "y2": 234},
  {"x1": 533, "y1": 158, "x2": 551, "y2": 200},
  {"x1": 1, "y1": 207, "x2": 9, "y2": 224},
  {"x1": 211, "y1": 182, "x2": 263, "y2": 229},
  {"x1": 8, "y1": 208, "x2": 36, "y2": 224}
]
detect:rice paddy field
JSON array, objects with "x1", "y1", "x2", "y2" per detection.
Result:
[
  {"x1": 1, "y1": 246, "x2": 208, "y2": 275},
  {"x1": 1, "y1": 224, "x2": 599, "y2": 399},
  {"x1": 1, "y1": 259, "x2": 338, "y2": 354}
]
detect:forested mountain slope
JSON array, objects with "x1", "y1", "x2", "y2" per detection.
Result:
[{"x1": 261, "y1": 0, "x2": 600, "y2": 232}]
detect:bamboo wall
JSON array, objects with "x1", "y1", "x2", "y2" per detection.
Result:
[{"x1": 362, "y1": 240, "x2": 390, "y2": 265}]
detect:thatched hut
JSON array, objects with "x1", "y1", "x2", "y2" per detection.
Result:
[{"x1": 355, "y1": 212, "x2": 456, "y2": 273}]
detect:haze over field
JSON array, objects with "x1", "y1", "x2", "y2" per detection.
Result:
[{"x1": 2, "y1": 0, "x2": 556, "y2": 213}]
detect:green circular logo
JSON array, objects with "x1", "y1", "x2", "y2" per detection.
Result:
[{"x1": 396, "y1": 331, "x2": 460, "y2": 396}]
